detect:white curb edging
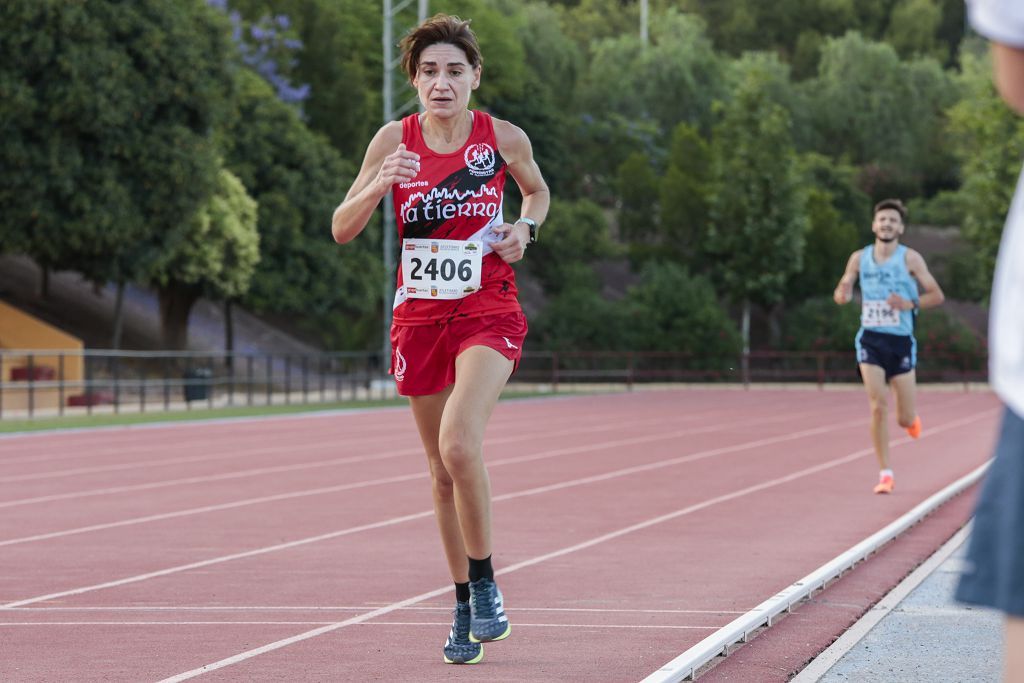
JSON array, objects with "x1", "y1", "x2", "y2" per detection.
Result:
[{"x1": 641, "y1": 462, "x2": 990, "y2": 682}]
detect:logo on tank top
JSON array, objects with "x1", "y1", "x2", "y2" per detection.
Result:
[{"x1": 465, "y1": 143, "x2": 496, "y2": 177}]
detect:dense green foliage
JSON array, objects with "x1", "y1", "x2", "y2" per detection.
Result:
[
  {"x1": 222, "y1": 71, "x2": 379, "y2": 348},
  {"x1": 146, "y1": 168, "x2": 260, "y2": 348},
  {"x1": 0, "y1": 0, "x2": 1004, "y2": 366},
  {"x1": 0, "y1": 0, "x2": 234, "y2": 285}
]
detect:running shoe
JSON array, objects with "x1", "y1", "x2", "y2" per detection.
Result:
[
  {"x1": 468, "y1": 577, "x2": 511, "y2": 643},
  {"x1": 906, "y1": 415, "x2": 922, "y2": 439},
  {"x1": 443, "y1": 601, "x2": 483, "y2": 664},
  {"x1": 873, "y1": 474, "x2": 895, "y2": 494}
]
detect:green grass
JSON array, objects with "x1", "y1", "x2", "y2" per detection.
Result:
[
  {"x1": 0, "y1": 399, "x2": 408, "y2": 434},
  {"x1": 0, "y1": 390, "x2": 561, "y2": 434}
]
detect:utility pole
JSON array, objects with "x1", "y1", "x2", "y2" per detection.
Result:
[
  {"x1": 640, "y1": 0, "x2": 648, "y2": 45},
  {"x1": 381, "y1": 0, "x2": 428, "y2": 374}
]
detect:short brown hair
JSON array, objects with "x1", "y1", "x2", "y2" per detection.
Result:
[
  {"x1": 399, "y1": 14, "x2": 482, "y2": 82},
  {"x1": 873, "y1": 198, "x2": 906, "y2": 223}
]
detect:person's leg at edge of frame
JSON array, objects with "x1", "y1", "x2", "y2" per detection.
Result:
[
  {"x1": 860, "y1": 363, "x2": 895, "y2": 494},
  {"x1": 408, "y1": 386, "x2": 484, "y2": 664},
  {"x1": 1006, "y1": 616, "x2": 1024, "y2": 681},
  {"x1": 440, "y1": 345, "x2": 515, "y2": 645},
  {"x1": 890, "y1": 369, "x2": 921, "y2": 440}
]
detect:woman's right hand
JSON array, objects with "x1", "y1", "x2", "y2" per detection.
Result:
[{"x1": 375, "y1": 143, "x2": 421, "y2": 194}]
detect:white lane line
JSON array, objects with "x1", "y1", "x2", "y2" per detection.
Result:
[
  {"x1": 0, "y1": 402, "x2": 625, "y2": 470},
  {"x1": 2, "y1": 411, "x2": 856, "y2": 544},
  {"x1": 0, "y1": 397, "x2": 764, "y2": 480},
  {"x1": 153, "y1": 408, "x2": 996, "y2": 681},
  {"x1": 0, "y1": 406, "x2": 712, "y2": 482},
  {"x1": 3, "y1": 605, "x2": 745, "y2": 614},
  {"x1": 0, "y1": 621, "x2": 718, "y2": 630},
  {"x1": 0, "y1": 394, "x2": 687, "y2": 463},
  {"x1": 0, "y1": 434, "x2": 412, "y2": 483},
  {"x1": 0, "y1": 446, "x2": 421, "y2": 509},
  {"x1": 2, "y1": 412, "x2": 873, "y2": 607},
  {"x1": 0, "y1": 414, "x2": 674, "y2": 509},
  {"x1": 0, "y1": 419, "x2": 408, "y2": 466}
]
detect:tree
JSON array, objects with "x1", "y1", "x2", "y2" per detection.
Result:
[
  {"x1": 618, "y1": 153, "x2": 660, "y2": 243},
  {"x1": 573, "y1": 10, "x2": 723, "y2": 198},
  {"x1": 226, "y1": 0, "x2": 379, "y2": 159},
  {"x1": 144, "y1": 169, "x2": 260, "y2": 349},
  {"x1": 657, "y1": 122, "x2": 712, "y2": 268},
  {"x1": 0, "y1": 0, "x2": 234, "y2": 309},
  {"x1": 947, "y1": 50, "x2": 1024, "y2": 299},
  {"x1": 489, "y1": 1, "x2": 580, "y2": 197},
  {"x1": 222, "y1": 71, "x2": 380, "y2": 349},
  {"x1": 779, "y1": 296, "x2": 860, "y2": 352},
  {"x1": 207, "y1": 0, "x2": 311, "y2": 106},
  {"x1": 623, "y1": 261, "x2": 742, "y2": 363},
  {"x1": 525, "y1": 198, "x2": 615, "y2": 297},
  {"x1": 784, "y1": 186, "x2": 860, "y2": 303},
  {"x1": 577, "y1": 10, "x2": 723, "y2": 135},
  {"x1": 707, "y1": 55, "x2": 807, "y2": 353},
  {"x1": 885, "y1": 0, "x2": 946, "y2": 63},
  {"x1": 802, "y1": 32, "x2": 956, "y2": 197},
  {"x1": 532, "y1": 287, "x2": 634, "y2": 352}
]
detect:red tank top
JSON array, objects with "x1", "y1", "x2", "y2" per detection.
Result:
[{"x1": 390, "y1": 111, "x2": 521, "y2": 326}]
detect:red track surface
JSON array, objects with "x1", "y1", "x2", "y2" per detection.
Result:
[{"x1": 0, "y1": 388, "x2": 1000, "y2": 682}]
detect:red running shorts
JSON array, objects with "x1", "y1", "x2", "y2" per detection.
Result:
[{"x1": 390, "y1": 311, "x2": 528, "y2": 396}]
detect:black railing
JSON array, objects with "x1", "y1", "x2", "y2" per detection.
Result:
[{"x1": 0, "y1": 348, "x2": 989, "y2": 420}]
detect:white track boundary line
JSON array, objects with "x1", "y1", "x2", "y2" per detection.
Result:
[
  {"x1": 0, "y1": 620, "x2": 718, "y2": 630},
  {"x1": 641, "y1": 464, "x2": 989, "y2": 682},
  {"x1": 0, "y1": 401, "x2": 634, "y2": 467},
  {"x1": 0, "y1": 434, "x2": 414, "y2": 483},
  {"x1": 789, "y1": 523, "x2": 972, "y2": 682},
  {"x1": 3, "y1": 605, "x2": 744, "y2": 614},
  {"x1": 1, "y1": 413, "x2": 871, "y2": 606},
  {"x1": 0, "y1": 411, "x2": 842, "y2": 539},
  {"x1": 0, "y1": 409, "x2": 654, "y2": 482},
  {"x1": 153, "y1": 410, "x2": 993, "y2": 682},
  {"x1": 0, "y1": 412, "x2": 688, "y2": 509}
]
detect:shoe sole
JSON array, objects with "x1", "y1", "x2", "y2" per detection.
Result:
[
  {"x1": 444, "y1": 648, "x2": 484, "y2": 665},
  {"x1": 469, "y1": 622, "x2": 511, "y2": 643}
]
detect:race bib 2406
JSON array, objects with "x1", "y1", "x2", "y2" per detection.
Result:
[{"x1": 401, "y1": 238, "x2": 483, "y2": 300}]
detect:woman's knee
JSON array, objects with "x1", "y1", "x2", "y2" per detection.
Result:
[{"x1": 438, "y1": 432, "x2": 480, "y2": 478}]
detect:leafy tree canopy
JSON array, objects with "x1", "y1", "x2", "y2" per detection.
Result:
[
  {"x1": 708, "y1": 55, "x2": 807, "y2": 308},
  {"x1": 0, "y1": 0, "x2": 234, "y2": 285},
  {"x1": 222, "y1": 71, "x2": 380, "y2": 348}
]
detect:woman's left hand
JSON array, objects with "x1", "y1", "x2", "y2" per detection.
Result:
[{"x1": 489, "y1": 222, "x2": 530, "y2": 264}]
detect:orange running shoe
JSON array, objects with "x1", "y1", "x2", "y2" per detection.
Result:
[
  {"x1": 906, "y1": 415, "x2": 922, "y2": 439},
  {"x1": 873, "y1": 474, "x2": 895, "y2": 494}
]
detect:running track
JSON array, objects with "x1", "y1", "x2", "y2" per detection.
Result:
[{"x1": 0, "y1": 388, "x2": 1000, "y2": 681}]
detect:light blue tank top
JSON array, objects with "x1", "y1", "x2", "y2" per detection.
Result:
[{"x1": 858, "y1": 244, "x2": 918, "y2": 336}]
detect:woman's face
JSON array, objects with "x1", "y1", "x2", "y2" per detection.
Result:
[{"x1": 412, "y1": 43, "x2": 480, "y2": 119}]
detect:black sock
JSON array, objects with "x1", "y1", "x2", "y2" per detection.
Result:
[
  {"x1": 468, "y1": 555, "x2": 493, "y2": 582},
  {"x1": 455, "y1": 581, "x2": 470, "y2": 603}
]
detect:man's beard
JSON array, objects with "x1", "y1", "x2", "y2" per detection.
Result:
[{"x1": 878, "y1": 235, "x2": 897, "y2": 243}]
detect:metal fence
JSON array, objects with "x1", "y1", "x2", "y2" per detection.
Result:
[{"x1": 0, "y1": 348, "x2": 988, "y2": 420}]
